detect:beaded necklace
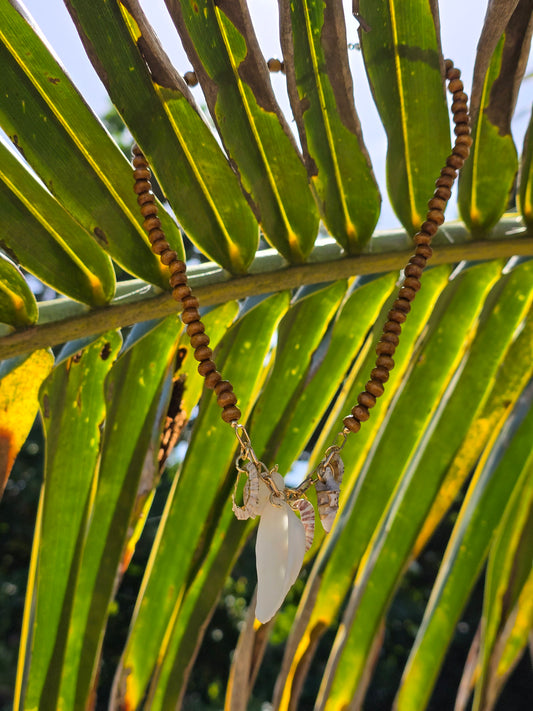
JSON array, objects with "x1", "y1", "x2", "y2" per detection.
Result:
[{"x1": 132, "y1": 60, "x2": 471, "y2": 622}]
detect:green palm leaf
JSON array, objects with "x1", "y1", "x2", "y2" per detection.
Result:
[
  {"x1": 280, "y1": 0, "x2": 381, "y2": 252},
  {"x1": 166, "y1": 0, "x2": 320, "y2": 262},
  {"x1": 0, "y1": 253, "x2": 38, "y2": 328}
]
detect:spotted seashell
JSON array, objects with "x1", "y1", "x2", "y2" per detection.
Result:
[
  {"x1": 316, "y1": 451, "x2": 343, "y2": 532},
  {"x1": 315, "y1": 488, "x2": 339, "y2": 532},
  {"x1": 323, "y1": 450, "x2": 344, "y2": 486},
  {"x1": 232, "y1": 462, "x2": 265, "y2": 520},
  {"x1": 292, "y1": 498, "x2": 315, "y2": 551}
]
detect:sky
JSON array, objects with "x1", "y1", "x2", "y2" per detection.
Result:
[{"x1": 16, "y1": 0, "x2": 533, "y2": 230}]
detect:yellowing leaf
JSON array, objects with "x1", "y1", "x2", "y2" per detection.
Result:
[{"x1": 0, "y1": 350, "x2": 53, "y2": 497}]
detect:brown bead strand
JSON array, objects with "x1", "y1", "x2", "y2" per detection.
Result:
[
  {"x1": 131, "y1": 145, "x2": 241, "y2": 424},
  {"x1": 343, "y1": 60, "x2": 471, "y2": 434}
]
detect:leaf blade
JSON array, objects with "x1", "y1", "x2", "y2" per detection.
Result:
[
  {"x1": 54, "y1": 318, "x2": 181, "y2": 710},
  {"x1": 280, "y1": 0, "x2": 381, "y2": 252},
  {"x1": 357, "y1": 0, "x2": 450, "y2": 233},
  {"x1": 66, "y1": 0, "x2": 258, "y2": 273},
  {"x1": 395, "y1": 400, "x2": 533, "y2": 711},
  {"x1": 474, "y1": 453, "x2": 533, "y2": 709},
  {"x1": 0, "y1": 349, "x2": 53, "y2": 499},
  {"x1": 0, "y1": 141, "x2": 115, "y2": 305},
  {"x1": 15, "y1": 333, "x2": 121, "y2": 710},
  {"x1": 167, "y1": 0, "x2": 320, "y2": 262},
  {"x1": 0, "y1": 253, "x2": 38, "y2": 328},
  {"x1": 0, "y1": 1, "x2": 181, "y2": 285}
]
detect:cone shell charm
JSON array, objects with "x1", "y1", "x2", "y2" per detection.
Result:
[
  {"x1": 232, "y1": 462, "x2": 263, "y2": 520},
  {"x1": 316, "y1": 451, "x2": 344, "y2": 532},
  {"x1": 292, "y1": 498, "x2": 315, "y2": 551}
]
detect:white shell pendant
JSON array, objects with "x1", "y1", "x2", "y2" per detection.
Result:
[
  {"x1": 316, "y1": 451, "x2": 344, "y2": 532},
  {"x1": 255, "y1": 470, "x2": 306, "y2": 624}
]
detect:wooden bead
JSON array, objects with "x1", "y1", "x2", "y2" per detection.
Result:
[
  {"x1": 151, "y1": 239, "x2": 170, "y2": 255},
  {"x1": 376, "y1": 340, "x2": 395, "y2": 356},
  {"x1": 428, "y1": 197, "x2": 447, "y2": 212},
  {"x1": 444, "y1": 59, "x2": 454, "y2": 72},
  {"x1": 381, "y1": 332, "x2": 400, "y2": 346},
  {"x1": 454, "y1": 123, "x2": 470, "y2": 136},
  {"x1": 222, "y1": 405, "x2": 241, "y2": 423},
  {"x1": 143, "y1": 216, "x2": 161, "y2": 232},
  {"x1": 388, "y1": 309, "x2": 407, "y2": 324},
  {"x1": 404, "y1": 263, "x2": 423, "y2": 279},
  {"x1": 132, "y1": 144, "x2": 144, "y2": 156},
  {"x1": 453, "y1": 143, "x2": 470, "y2": 160},
  {"x1": 204, "y1": 370, "x2": 222, "y2": 389},
  {"x1": 170, "y1": 271, "x2": 188, "y2": 288},
  {"x1": 393, "y1": 297, "x2": 411, "y2": 313},
  {"x1": 137, "y1": 191, "x2": 154, "y2": 206},
  {"x1": 409, "y1": 255, "x2": 427, "y2": 269},
  {"x1": 434, "y1": 186, "x2": 452, "y2": 201},
  {"x1": 383, "y1": 320, "x2": 402, "y2": 335},
  {"x1": 403, "y1": 276, "x2": 421, "y2": 291},
  {"x1": 169, "y1": 260, "x2": 187, "y2": 274},
  {"x1": 376, "y1": 355, "x2": 394, "y2": 370},
  {"x1": 426, "y1": 209, "x2": 445, "y2": 226},
  {"x1": 447, "y1": 154, "x2": 464, "y2": 170},
  {"x1": 351, "y1": 404, "x2": 370, "y2": 422},
  {"x1": 182, "y1": 307, "x2": 201, "y2": 324},
  {"x1": 448, "y1": 78, "x2": 464, "y2": 93},
  {"x1": 371, "y1": 366, "x2": 390, "y2": 383},
  {"x1": 366, "y1": 379, "x2": 384, "y2": 398},
  {"x1": 133, "y1": 180, "x2": 152, "y2": 194},
  {"x1": 343, "y1": 415, "x2": 361, "y2": 433},
  {"x1": 452, "y1": 110, "x2": 468, "y2": 124},
  {"x1": 194, "y1": 345, "x2": 213, "y2": 362},
  {"x1": 133, "y1": 154, "x2": 148, "y2": 168},
  {"x1": 187, "y1": 321, "x2": 205, "y2": 337},
  {"x1": 453, "y1": 91, "x2": 468, "y2": 103},
  {"x1": 140, "y1": 202, "x2": 158, "y2": 218},
  {"x1": 133, "y1": 168, "x2": 151, "y2": 180},
  {"x1": 358, "y1": 391, "x2": 377, "y2": 409},
  {"x1": 215, "y1": 380, "x2": 233, "y2": 396},
  {"x1": 172, "y1": 285, "x2": 191, "y2": 301},
  {"x1": 455, "y1": 134, "x2": 473, "y2": 147},
  {"x1": 217, "y1": 390, "x2": 237, "y2": 408},
  {"x1": 190, "y1": 333, "x2": 210, "y2": 349},
  {"x1": 184, "y1": 71, "x2": 198, "y2": 86},
  {"x1": 451, "y1": 99, "x2": 467, "y2": 114},
  {"x1": 414, "y1": 232, "x2": 432, "y2": 246},
  {"x1": 436, "y1": 174, "x2": 454, "y2": 189},
  {"x1": 198, "y1": 359, "x2": 216, "y2": 377},
  {"x1": 148, "y1": 228, "x2": 165, "y2": 244},
  {"x1": 420, "y1": 220, "x2": 438, "y2": 237},
  {"x1": 268, "y1": 57, "x2": 284, "y2": 72},
  {"x1": 399, "y1": 286, "x2": 417, "y2": 301},
  {"x1": 160, "y1": 249, "x2": 178, "y2": 266},
  {"x1": 416, "y1": 244, "x2": 433, "y2": 259},
  {"x1": 446, "y1": 67, "x2": 461, "y2": 81},
  {"x1": 182, "y1": 295, "x2": 199, "y2": 310},
  {"x1": 441, "y1": 166, "x2": 457, "y2": 179}
]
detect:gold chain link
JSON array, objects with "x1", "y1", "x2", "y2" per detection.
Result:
[{"x1": 232, "y1": 422, "x2": 349, "y2": 500}]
